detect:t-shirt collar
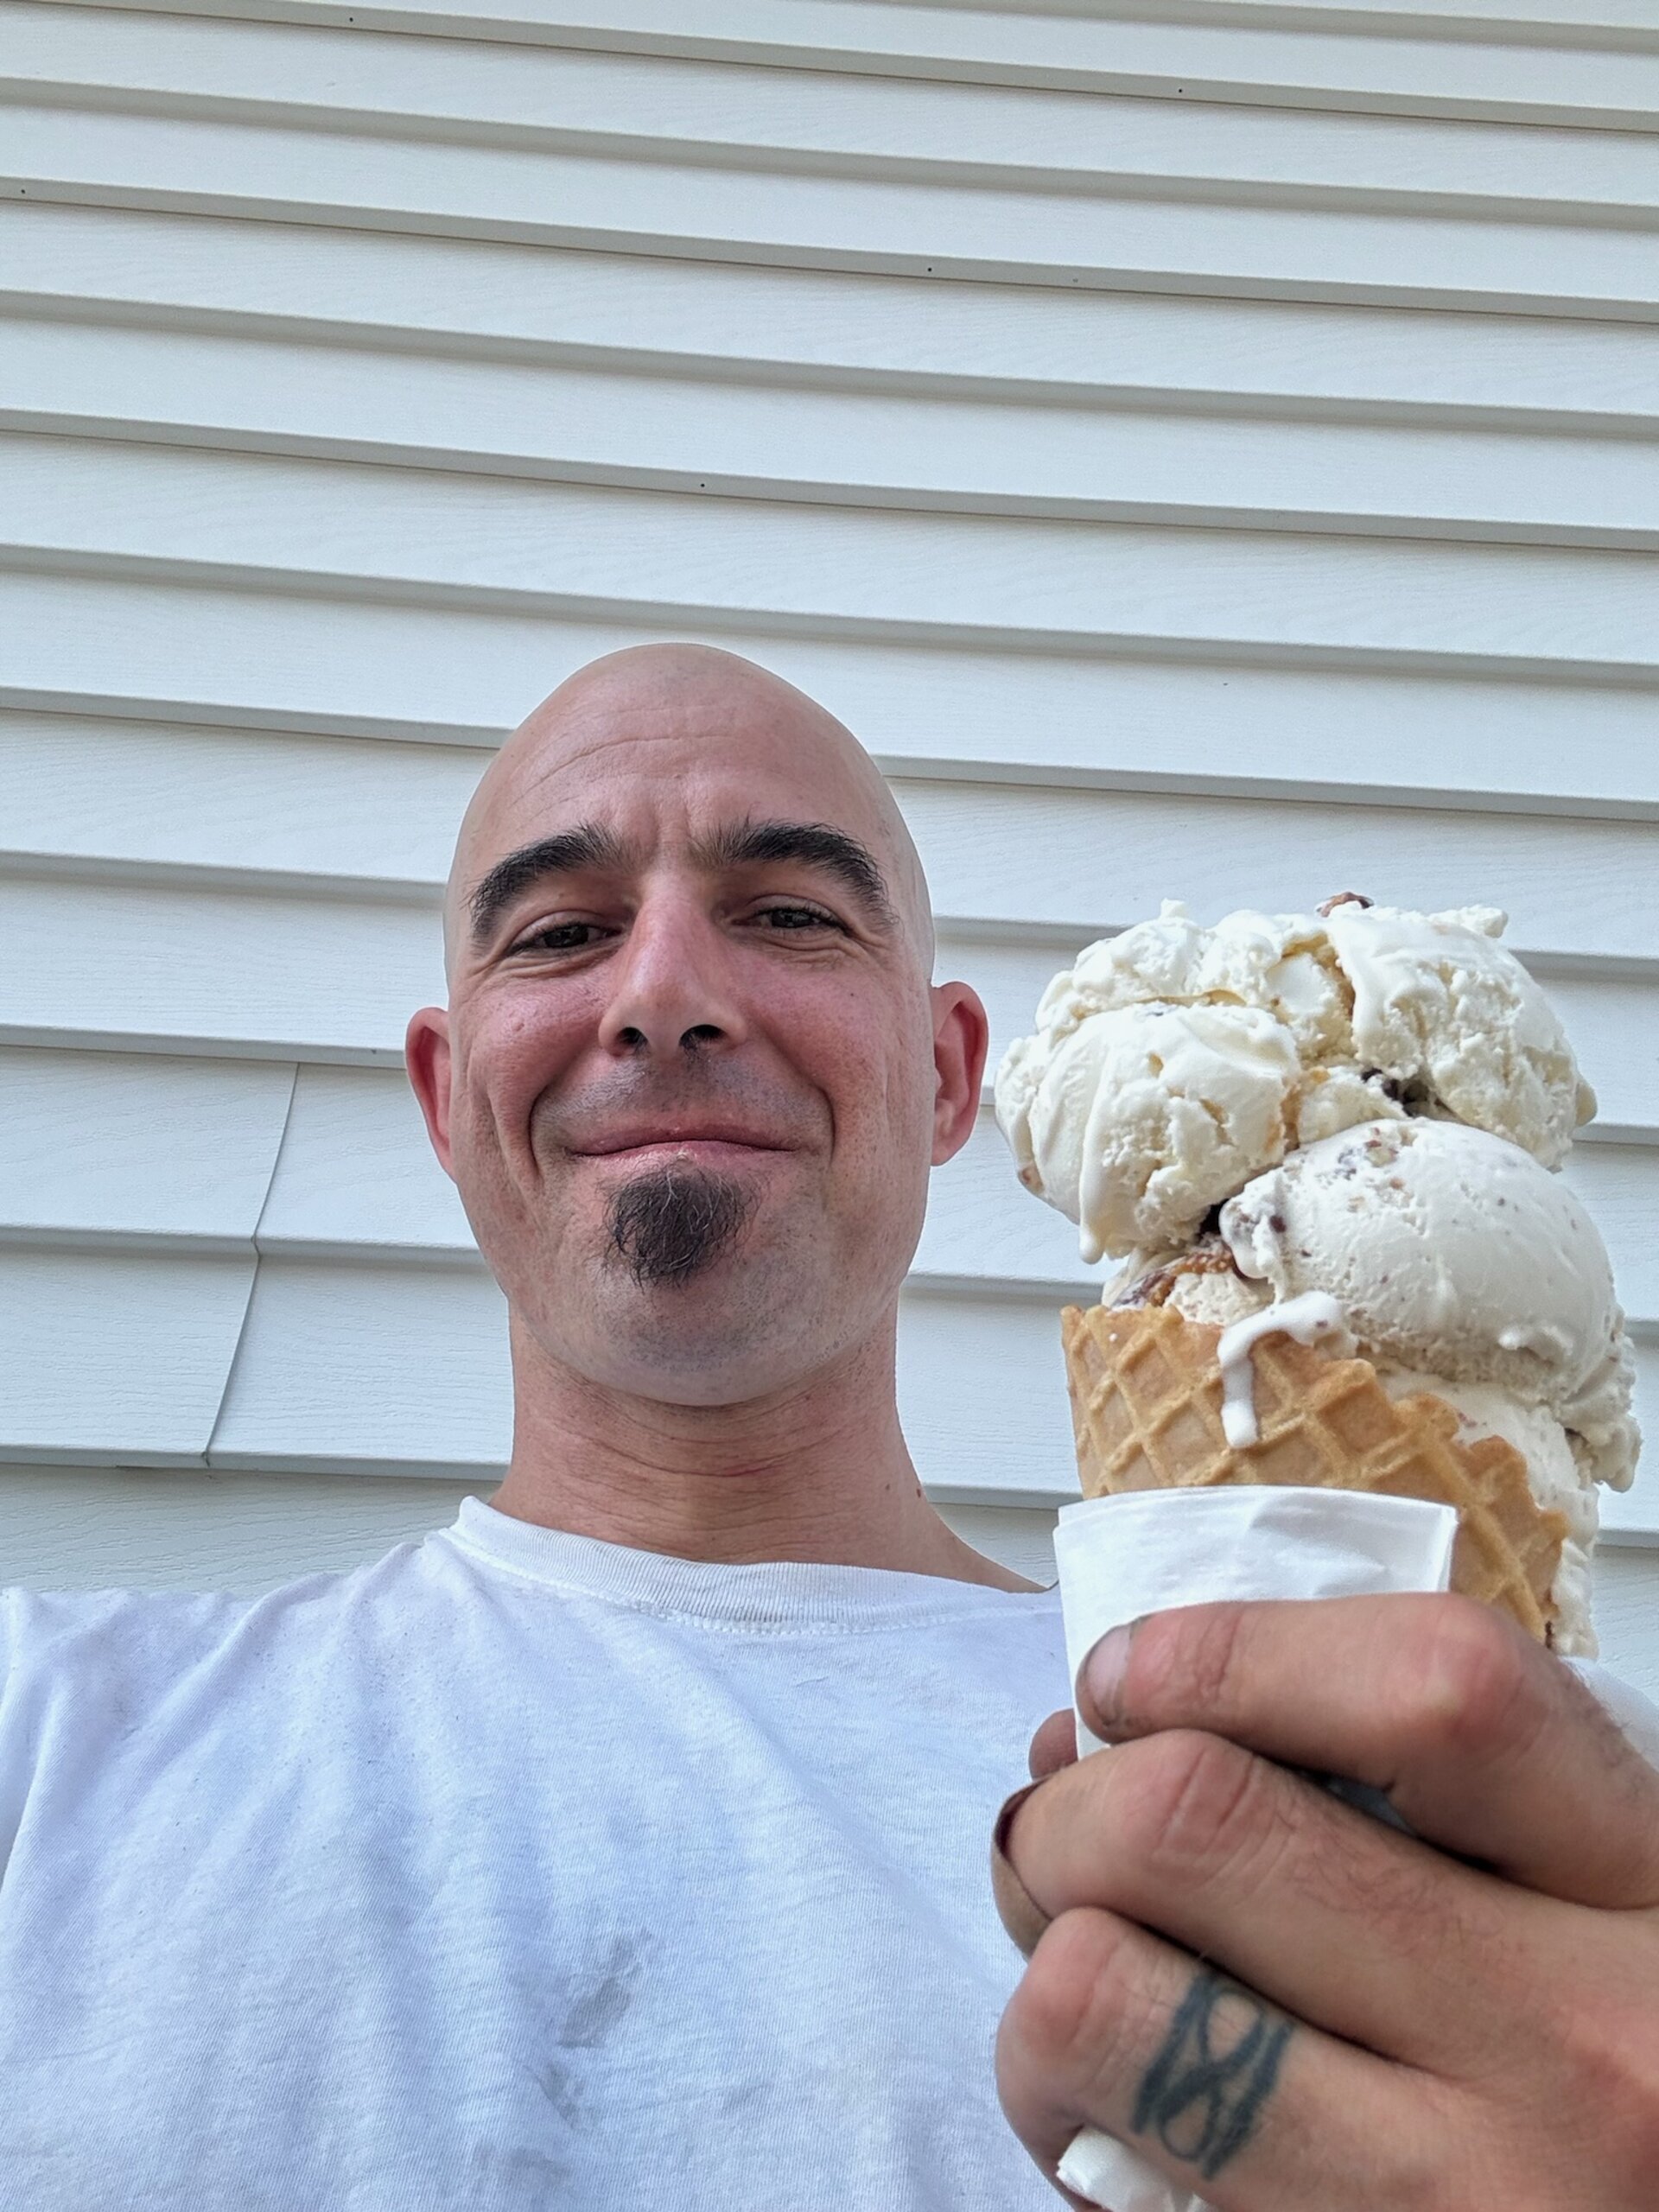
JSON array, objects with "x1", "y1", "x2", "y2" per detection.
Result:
[{"x1": 439, "y1": 1494, "x2": 1060, "y2": 1631}]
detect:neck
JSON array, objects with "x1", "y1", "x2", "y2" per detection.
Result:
[{"x1": 486, "y1": 1310, "x2": 1044, "y2": 1592}]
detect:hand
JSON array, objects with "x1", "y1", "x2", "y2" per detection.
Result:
[{"x1": 993, "y1": 1594, "x2": 1659, "y2": 2209}]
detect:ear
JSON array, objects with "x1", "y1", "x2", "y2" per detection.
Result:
[
  {"x1": 929, "y1": 982, "x2": 990, "y2": 1166},
  {"x1": 404, "y1": 1005, "x2": 456, "y2": 1179}
]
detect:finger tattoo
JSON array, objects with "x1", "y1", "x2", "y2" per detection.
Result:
[{"x1": 1131, "y1": 1967, "x2": 1293, "y2": 2181}]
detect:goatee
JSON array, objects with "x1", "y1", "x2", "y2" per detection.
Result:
[{"x1": 607, "y1": 1163, "x2": 753, "y2": 1287}]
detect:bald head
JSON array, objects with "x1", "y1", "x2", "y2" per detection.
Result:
[{"x1": 444, "y1": 643, "x2": 933, "y2": 987}]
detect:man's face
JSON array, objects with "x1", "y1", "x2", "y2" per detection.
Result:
[{"x1": 407, "y1": 654, "x2": 986, "y2": 1407}]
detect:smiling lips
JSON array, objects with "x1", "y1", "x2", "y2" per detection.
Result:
[{"x1": 568, "y1": 1126, "x2": 790, "y2": 1161}]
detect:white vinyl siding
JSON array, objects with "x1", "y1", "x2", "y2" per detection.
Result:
[{"x1": 2, "y1": 0, "x2": 1655, "y2": 1687}]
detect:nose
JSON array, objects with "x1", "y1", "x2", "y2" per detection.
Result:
[{"x1": 596, "y1": 892, "x2": 750, "y2": 1061}]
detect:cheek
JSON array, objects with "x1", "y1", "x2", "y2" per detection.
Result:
[
  {"x1": 455, "y1": 994, "x2": 588, "y2": 1158},
  {"x1": 787, "y1": 978, "x2": 935, "y2": 1152}
]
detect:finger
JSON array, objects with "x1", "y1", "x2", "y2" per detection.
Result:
[
  {"x1": 996, "y1": 1904, "x2": 1437, "y2": 2212},
  {"x1": 1002, "y1": 1725, "x2": 1565, "y2": 2070},
  {"x1": 1077, "y1": 1594, "x2": 1659, "y2": 1906},
  {"x1": 1031, "y1": 1707, "x2": 1079, "y2": 1779}
]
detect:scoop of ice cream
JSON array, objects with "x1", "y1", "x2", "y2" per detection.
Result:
[
  {"x1": 1321, "y1": 900, "x2": 1595, "y2": 1168},
  {"x1": 1377, "y1": 1370, "x2": 1595, "y2": 1546},
  {"x1": 1040, "y1": 900, "x2": 1353, "y2": 1063},
  {"x1": 995, "y1": 999, "x2": 1304, "y2": 1262},
  {"x1": 1376, "y1": 1370, "x2": 1600, "y2": 1656},
  {"x1": 995, "y1": 900, "x2": 1594, "y2": 1253},
  {"x1": 1555, "y1": 1336, "x2": 1642, "y2": 1497},
  {"x1": 1218, "y1": 1118, "x2": 1638, "y2": 1489}
]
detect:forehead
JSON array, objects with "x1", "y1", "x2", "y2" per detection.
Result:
[{"x1": 468, "y1": 694, "x2": 890, "y2": 868}]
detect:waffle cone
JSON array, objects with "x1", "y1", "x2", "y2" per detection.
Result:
[{"x1": 1062, "y1": 1302, "x2": 1567, "y2": 1643}]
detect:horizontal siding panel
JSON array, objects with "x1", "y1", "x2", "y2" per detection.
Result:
[
  {"x1": 899, "y1": 1292, "x2": 1074, "y2": 1505},
  {"x1": 924, "y1": 1109, "x2": 1224, "y2": 1291},
  {"x1": 13, "y1": 100, "x2": 1659, "y2": 316},
  {"x1": 10, "y1": 5, "x2": 1659, "y2": 219},
  {"x1": 204, "y1": 1250, "x2": 1086, "y2": 1497},
  {"x1": 0, "y1": 1464, "x2": 1065, "y2": 1606},
  {"x1": 12, "y1": 313, "x2": 1659, "y2": 548},
  {"x1": 10, "y1": 204, "x2": 1659, "y2": 434},
  {"x1": 0, "y1": 1246, "x2": 255, "y2": 1461},
  {"x1": 9, "y1": 439, "x2": 1659, "y2": 678},
  {"x1": 1463, "y1": 976, "x2": 1659, "y2": 1141},
  {"x1": 914, "y1": 1306, "x2": 1653, "y2": 1531},
  {"x1": 10, "y1": 721, "x2": 1656, "y2": 964},
  {"x1": 10, "y1": 1048, "x2": 1643, "y2": 1519},
  {"x1": 14, "y1": 7, "x2": 1659, "y2": 214},
  {"x1": 1554, "y1": 1148, "x2": 1659, "y2": 1322},
  {"x1": 903, "y1": 779, "x2": 1659, "y2": 963},
  {"x1": 931, "y1": 1503, "x2": 1058, "y2": 1592},
  {"x1": 207, "y1": 1257, "x2": 512, "y2": 1471},
  {"x1": 0, "y1": 1047, "x2": 293, "y2": 1240},
  {"x1": 1, "y1": 715, "x2": 482, "y2": 889},
  {"x1": 46, "y1": 0, "x2": 1659, "y2": 129},
  {"x1": 1295, "y1": 1, "x2": 1659, "y2": 30},
  {"x1": 0, "y1": 875, "x2": 442, "y2": 1060},
  {"x1": 0, "y1": 1465, "x2": 490, "y2": 1593},
  {"x1": 919, "y1": 1294, "x2": 1659, "y2": 1531},
  {"x1": 48, "y1": 0, "x2": 1659, "y2": 52},
  {"x1": 952, "y1": 1298, "x2": 1659, "y2": 1533},
  {"x1": 6, "y1": 584, "x2": 1659, "y2": 819},
  {"x1": 1595, "y1": 1351, "x2": 1659, "y2": 1531},
  {"x1": 1580, "y1": 1549, "x2": 1659, "y2": 1707},
  {"x1": 257, "y1": 1064, "x2": 474, "y2": 1257}
]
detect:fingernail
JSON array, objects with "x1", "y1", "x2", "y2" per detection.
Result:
[{"x1": 1079, "y1": 1623, "x2": 1134, "y2": 1727}]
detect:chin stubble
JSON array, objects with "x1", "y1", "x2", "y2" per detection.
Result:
[{"x1": 606, "y1": 1163, "x2": 754, "y2": 1287}]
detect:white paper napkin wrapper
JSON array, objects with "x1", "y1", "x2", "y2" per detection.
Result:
[{"x1": 1049, "y1": 1485, "x2": 1459, "y2": 2212}]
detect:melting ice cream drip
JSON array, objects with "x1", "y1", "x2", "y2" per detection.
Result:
[{"x1": 1217, "y1": 1294, "x2": 1349, "y2": 1448}]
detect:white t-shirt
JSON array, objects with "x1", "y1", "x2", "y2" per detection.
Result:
[
  {"x1": 3, "y1": 1497, "x2": 1655, "y2": 2212},
  {"x1": 0, "y1": 1497, "x2": 1071, "y2": 2211}
]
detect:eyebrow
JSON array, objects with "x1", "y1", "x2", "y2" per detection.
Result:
[
  {"x1": 695, "y1": 819, "x2": 895, "y2": 927},
  {"x1": 467, "y1": 817, "x2": 895, "y2": 947},
  {"x1": 467, "y1": 823, "x2": 629, "y2": 945}
]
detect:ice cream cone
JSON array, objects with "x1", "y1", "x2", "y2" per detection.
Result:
[{"x1": 1062, "y1": 1301, "x2": 1568, "y2": 1643}]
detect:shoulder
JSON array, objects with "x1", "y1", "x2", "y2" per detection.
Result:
[
  {"x1": 0, "y1": 1583, "x2": 262, "y2": 1879},
  {"x1": 0, "y1": 1582, "x2": 262, "y2": 1731},
  {"x1": 0, "y1": 1532, "x2": 461, "y2": 1743},
  {"x1": 0, "y1": 1553, "x2": 441, "y2": 1872}
]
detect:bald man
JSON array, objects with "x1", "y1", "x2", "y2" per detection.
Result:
[
  {"x1": 5, "y1": 644, "x2": 1659, "y2": 2212},
  {"x1": 405, "y1": 639, "x2": 1025, "y2": 1590}
]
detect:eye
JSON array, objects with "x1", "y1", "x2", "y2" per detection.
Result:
[
  {"x1": 749, "y1": 902, "x2": 844, "y2": 932},
  {"x1": 509, "y1": 919, "x2": 607, "y2": 956}
]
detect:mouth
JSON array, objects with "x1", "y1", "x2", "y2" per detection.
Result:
[{"x1": 568, "y1": 1130, "x2": 790, "y2": 1170}]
